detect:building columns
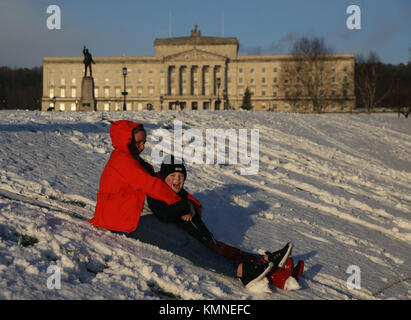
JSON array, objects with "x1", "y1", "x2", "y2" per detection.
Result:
[{"x1": 165, "y1": 62, "x2": 226, "y2": 110}]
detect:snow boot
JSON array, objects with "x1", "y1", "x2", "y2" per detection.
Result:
[
  {"x1": 239, "y1": 261, "x2": 274, "y2": 288},
  {"x1": 265, "y1": 242, "x2": 293, "y2": 268},
  {"x1": 292, "y1": 260, "x2": 304, "y2": 280},
  {"x1": 267, "y1": 257, "x2": 293, "y2": 289}
]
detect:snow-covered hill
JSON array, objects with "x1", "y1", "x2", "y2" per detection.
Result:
[{"x1": 0, "y1": 110, "x2": 410, "y2": 300}]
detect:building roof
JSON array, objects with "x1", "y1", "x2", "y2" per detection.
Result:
[{"x1": 154, "y1": 25, "x2": 238, "y2": 47}]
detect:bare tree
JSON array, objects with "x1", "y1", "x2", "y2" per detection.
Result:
[
  {"x1": 279, "y1": 37, "x2": 337, "y2": 113},
  {"x1": 355, "y1": 52, "x2": 392, "y2": 113}
]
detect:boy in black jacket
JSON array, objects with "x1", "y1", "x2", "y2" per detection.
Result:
[{"x1": 147, "y1": 156, "x2": 294, "y2": 288}]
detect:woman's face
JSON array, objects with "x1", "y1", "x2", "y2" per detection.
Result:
[{"x1": 164, "y1": 172, "x2": 185, "y2": 193}]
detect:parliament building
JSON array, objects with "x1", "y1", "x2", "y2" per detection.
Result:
[{"x1": 41, "y1": 26, "x2": 355, "y2": 112}]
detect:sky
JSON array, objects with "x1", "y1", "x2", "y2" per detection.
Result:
[{"x1": 0, "y1": 0, "x2": 410, "y2": 68}]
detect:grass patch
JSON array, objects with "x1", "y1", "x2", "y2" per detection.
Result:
[
  {"x1": 148, "y1": 281, "x2": 183, "y2": 300},
  {"x1": 20, "y1": 234, "x2": 39, "y2": 247},
  {"x1": 49, "y1": 195, "x2": 87, "y2": 208},
  {"x1": 64, "y1": 199, "x2": 87, "y2": 208}
]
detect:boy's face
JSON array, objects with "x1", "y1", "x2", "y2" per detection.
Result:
[{"x1": 165, "y1": 172, "x2": 185, "y2": 193}]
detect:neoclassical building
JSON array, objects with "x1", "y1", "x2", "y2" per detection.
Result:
[{"x1": 42, "y1": 26, "x2": 355, "y2": 112}]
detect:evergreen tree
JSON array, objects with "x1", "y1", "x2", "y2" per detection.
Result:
[{"x1": 240, "y1": 87, "x2": 253, "y2": 110}]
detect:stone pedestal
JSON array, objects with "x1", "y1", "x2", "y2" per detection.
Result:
[{"x1": 79, "y1": 76, "x2": 96, "y2": 111}]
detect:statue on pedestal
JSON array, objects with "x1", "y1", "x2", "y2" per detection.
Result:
[
  {"x1": 80, "y1": 46, "x2": 96, "y2": 111},
  {"x1": 83, "y1": 46, "x2": 95, "y2": 77},
  {"x1": 191, "y1": 24, "x2": 201, "y2": 37}
]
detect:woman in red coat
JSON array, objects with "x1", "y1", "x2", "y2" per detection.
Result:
[{"x1": 89, "y1": 120, "x2": 189, "y2": 234}]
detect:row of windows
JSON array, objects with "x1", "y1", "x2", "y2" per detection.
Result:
[
  {"x1": 49, "y1": 88, "x2": 76, "y2": 98},
  {"x1": 49, "y1": 66, "x2": 225, "y2": 76},
  {"x1": 238, "y1": 65, "x2": 349, "y2": 73},
  {"x1": 52, "y1": 102, "x2": 156, "y2": 112},
  {"x1": 49, "y1": 75, "x2": 226, "y2": 86},
  {"x1": 49, "y1": 87, "x2": 157, "y2": 98},
  {"x1": 51, "y1": 102, "x2": 133, "y2": 112},
  {"x1": 239, "y1": 67, "x2": 279, "y2": 73},
  {"x1": 49, "y1": 68, "x2": 160, "y2": 75},
  {"x1": 238, "y1": 88, "x2": 348, "y2": 97},
  {"x1": 50, "y1": 75, "x2": 350, "y2": 88},
  {"x1": 50, "y1": 86, "x2": 349, "y2": 99},
  {"x1": 49, "y1": 77, "x2": 156, "y2": 86},
  {"x1": 48, "y1": 64, "x2": 349, "y2": 80},
  {"x1": 236, "y1": 75, "x2": 348, "y2": 84},
  {"x1": 53, "y1": 102, "x2": 351, "y2": 112},
  {"x1": 49, "y1": 87, "x2": 220, "y2": 98}
]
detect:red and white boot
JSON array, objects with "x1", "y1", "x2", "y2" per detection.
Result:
[
  {"x1": 292, "y1": 260, "x2": 304, "y2": 280},
  {"x1": 267, "y1": 257, "x2": 294, "y2": 289}
]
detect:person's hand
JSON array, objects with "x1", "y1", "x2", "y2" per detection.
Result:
[{"x1": 181, "y1": 213, "x2": 194, "y2": 221}]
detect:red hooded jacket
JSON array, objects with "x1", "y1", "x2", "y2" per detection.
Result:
[{"x1": 89, "y1": 120, "x2": 182, "y2": 233}]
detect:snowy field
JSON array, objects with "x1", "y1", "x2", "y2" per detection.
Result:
[{"x1": 0, "y1": 110, "x2": 410, "y2": 300}]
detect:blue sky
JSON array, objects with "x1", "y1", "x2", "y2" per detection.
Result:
[{"x1": 0, "y1": 0, "x2": 410, "y2": 67}]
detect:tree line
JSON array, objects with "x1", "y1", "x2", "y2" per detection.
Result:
[
  {"x1": 0, "y1": 66, "x2": 42, "y2": 110},
  {"x1": 356, "y1": 51, "x2": 411, "y2": 117}
]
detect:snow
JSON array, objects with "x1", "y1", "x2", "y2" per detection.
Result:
[
  {"x1": 284, "y1": 277, "x2": 301, "y2": 291},
  {"x1": 0, "y1": 110, "x2": 410, "y2": 300}
]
